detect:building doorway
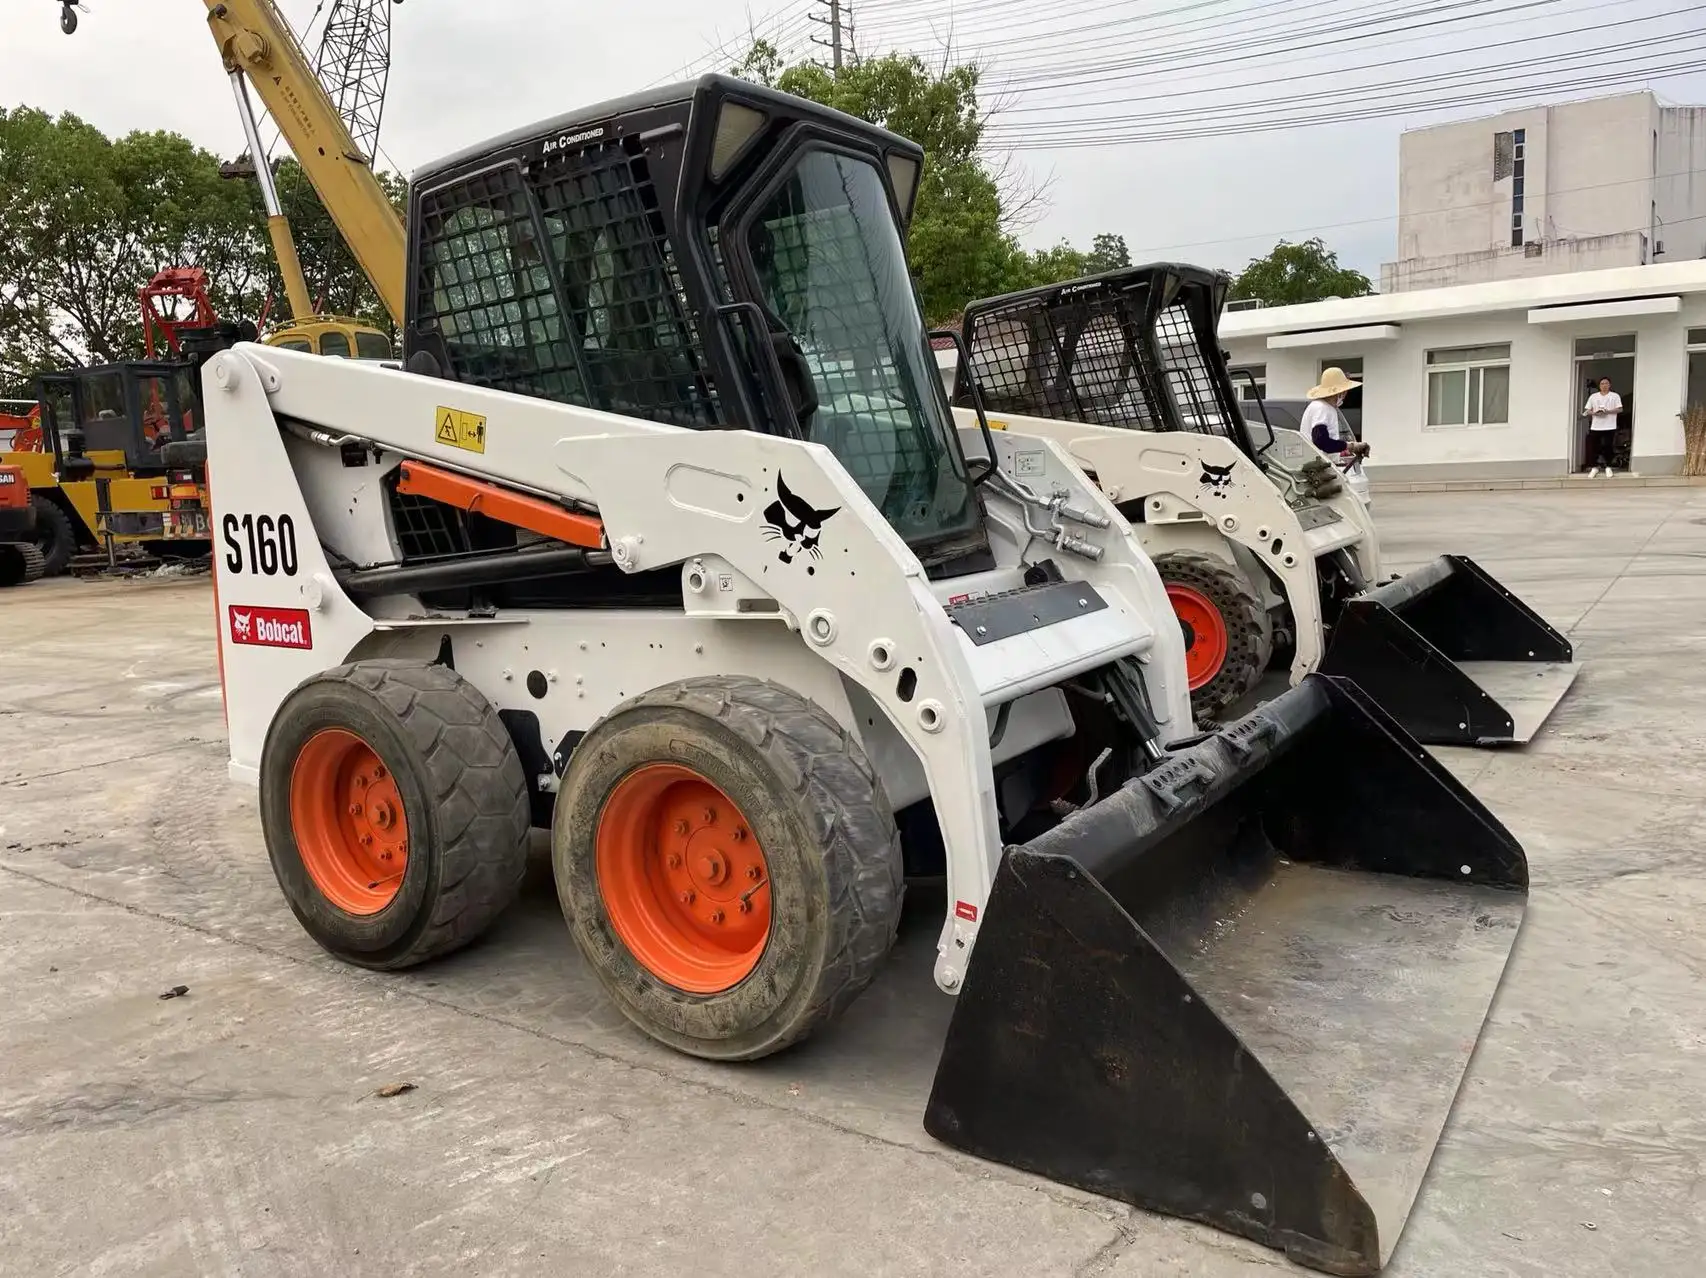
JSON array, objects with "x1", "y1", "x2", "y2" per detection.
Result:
[{"x1": 1570, "y1": 334, "x2": 1635, "y2": 472}]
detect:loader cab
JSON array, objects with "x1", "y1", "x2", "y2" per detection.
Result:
[
  {"x1": 265, "y1": 317, "x2": 394, "y2": 361},
  {"x1": 403, "y1": 74, "x2": 989, "y2": 573},
  {"x1": 37, "y1": 361, "x2": 199, "y2": 480},
  {"x1": 953, "y1": 264, "x2": 1261, "y2": 462}
]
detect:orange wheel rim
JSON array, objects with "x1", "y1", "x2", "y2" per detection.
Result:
[
  {"x1": 1167, "y1": 583, "x2": 1229, "y2": 690},
  {"x1": 289, "y1": 728, "x2": 409, "y2": 915},
  {"x1": 595, "y1": 764, "x2": 771, "y2": 994}
]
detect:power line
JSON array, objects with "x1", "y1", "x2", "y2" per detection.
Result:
[
  {"x1": 989, "y1": 0, "x2": 1682, "y2": 114},
  {"x1": 984, "y1": 27, "x2": 1706, "y2": 131},
  {"x1": 991, "y1": 0, "x2": 1565, "y2": 89},
  {"x1": 994, "y1": 55, "x2": 1706, "y2": 145},
  {"x1": 865, "y1": 0, "x2": 1426, "y2": 60}
]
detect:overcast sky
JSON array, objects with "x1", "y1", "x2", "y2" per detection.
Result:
[{"x1": 5, "y1": 0, "x2": 1704, "y2": 282}]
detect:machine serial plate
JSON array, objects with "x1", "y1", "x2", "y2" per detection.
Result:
[
  {"x1": 946, "y1": 580, "x2": 1109, "y2": 645},
  {"x1": 1296, "y1": 503, "x2": 1343, "y2": 531}
]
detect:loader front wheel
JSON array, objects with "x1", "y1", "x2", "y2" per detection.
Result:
[
  {"x1": 556, "y1": 676, "x2": 903, "y2": 1061},
  {"x1": 1156, "y1": 551, "x2": 1266, "y2": 722},
  {"x1": 30, "y1": 495, "x2": 77, "y2": 577},
  {"x1": 260, "y1": 660, "x2": 531, "y2": 969}
]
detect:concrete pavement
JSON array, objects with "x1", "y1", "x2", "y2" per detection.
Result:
[{"x1": 3, "y1": 485, "x2": 1705, "y2": 1276}]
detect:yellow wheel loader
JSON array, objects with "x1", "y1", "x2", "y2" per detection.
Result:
[
  {"x1": 24, "y1": 358, "x2": 212, "y2": 569},
  {"x1": 945, "y1": 265, "x2": 1580, "y2": 747},
  {"x1": 200, "y1": 76, "x2": 1528, "y2": 1277}
]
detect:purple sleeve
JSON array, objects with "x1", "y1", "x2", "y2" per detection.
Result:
[{"x1": 1311, "y1": 421, "x2": 1344, "y2": 453}]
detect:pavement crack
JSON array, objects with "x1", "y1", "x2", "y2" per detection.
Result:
[{"x1": 1075, "y1": 1211, "x2": 1141, "y2": 1276}]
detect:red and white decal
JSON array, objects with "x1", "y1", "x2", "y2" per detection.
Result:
[
  {"x1": 228, "y1": 604, "x2": 312, "y2": 649},
  {"x1": 954, "y1": 900, "x2": 979, "y2": 922}
]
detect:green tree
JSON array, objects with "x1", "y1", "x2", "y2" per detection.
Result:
[
  {"x1": 733, "y1": 44, "x2": 1123, "y2": 324},
  {"x1": 0, "y1": 107, "x2": 397, "y2": 395},
  {"x1": 1230, "y1": 237, "x2": 1373, "y2": 306},
  {"x1": 1086, "y1": 233, "x2": 1131, "y2": 274}
]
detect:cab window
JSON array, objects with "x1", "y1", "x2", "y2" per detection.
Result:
[
  {"x1": 319, "y1": 331, "x2": 352, "y2": 359},
  {"x1": 354, "y1": 331, "x2": 392, "y2": 360}
]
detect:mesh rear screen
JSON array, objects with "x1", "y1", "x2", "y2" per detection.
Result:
[
  {"x1": 963, "y1": 277, "x2": 1238, "y2": 441},
  {"x1": 412, "y1": 142, "x2": 719, "y2": 428},
  {"x1": 1153, "y1": 301, "x2": 1234, "y2": 434}
]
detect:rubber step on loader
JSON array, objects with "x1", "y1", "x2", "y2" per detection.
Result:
[
  {"x1": 1319, "y1": 554, "x2": 1579, "y2": 747},
  {"x1": 925, "y1": 674, "x2": 1526, "y2": 1277}
]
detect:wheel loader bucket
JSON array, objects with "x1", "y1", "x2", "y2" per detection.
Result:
[
  {"x1": 1320, "y1": 554, "x2": 1579, "y2": 746},
  {"x1": 925, "y1": 675, "x2": 1526, "y2": 1277}
]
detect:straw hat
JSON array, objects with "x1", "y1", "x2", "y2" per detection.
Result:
[{"x1": 1308, "y1": 367, "x2": 1361, "y2": 400}]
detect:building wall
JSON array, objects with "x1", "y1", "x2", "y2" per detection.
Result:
[
  {"x1": 1655, "y1": 106, "x2": 1706, "y2": 262},
  {"x1": 1223, "y1": 297, "x2": 1705, "y2": 479},
  {"x1": 1381, "y1": 231, "x2": 1647, "y2": 293},
  {"x1": 1544, "y1": 93, "x2": 1654, "y2": 245},
  {"x1": 1384, "y1": 92, "x2": 1682, "y2": 291}
]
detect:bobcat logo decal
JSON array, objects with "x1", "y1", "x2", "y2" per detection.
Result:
[
  {"x1": 761, "y1": 473, "x2": 839, "y2": 567},
  {"x1": 1199, "y1": 460, "x2": 1236, "y2": 498},
  {"x1": 231, "y1": 610, "x2": 252, "y2": 641}
]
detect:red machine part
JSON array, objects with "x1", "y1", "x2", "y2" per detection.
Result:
[
  {"x1": 0, "y1": 464, "x2": 28, "y2": 509},
  {"x1": 140, "y1": 266, "x2": 217, "y2": 358},
  {"x1": 0, "y1": 403, "x2": 43, "y2": 453}
]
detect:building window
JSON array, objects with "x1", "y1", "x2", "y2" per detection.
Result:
[
  {"x1": 1509, "y1": 127, "x2": 1527, "y2": 248},
  {"x1": 1688, "y1": 329, "x2": 1706, "y2": 416},
  {"x1": 1426, "y1": 344, "x2": 1511, "y2": 427},
  {"x1": 1229, "y1": 363, "x2": 1266, "y2": 401}
]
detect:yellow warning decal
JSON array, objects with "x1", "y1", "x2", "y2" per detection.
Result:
[
  {"x1": 988, "y1": 417, "x2": 1008, "y2": 431},
  {"x1": 435, "y1": 406, "x2": 487, "y2": 454}
]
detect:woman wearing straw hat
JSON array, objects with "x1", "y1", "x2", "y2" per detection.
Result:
[{"x1": 1302, "y1": 367, "x2": 1372, "y2": 462}]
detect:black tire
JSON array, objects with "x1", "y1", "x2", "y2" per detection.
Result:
[
  {"x1": 555, "y1": 675, "x2": 903, "y2": 1061},
  {"x1": 260, "y1": 659, "x2": 531, "y2": 970},
  {"x1": 30, "y1": 495, "x2": 78, "y2": 577},
  {"x1": 0, "y1": 543, "x2": 44, "y2": 588},
  {"x1": 1156, "y1": 550, "x2": 1268, "y2": 723}
]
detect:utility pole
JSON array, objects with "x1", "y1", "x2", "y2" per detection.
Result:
[{"x1": 808, "y1": 0, "x2": 852, "y2": 72}]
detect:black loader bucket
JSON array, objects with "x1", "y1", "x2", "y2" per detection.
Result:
[
  {"x1": 1320, "y1": 554, "x2": 1578, "y2": 747},
  {"x1": 925, "y1": 675, "x2": 1526, "y2": 1277}
]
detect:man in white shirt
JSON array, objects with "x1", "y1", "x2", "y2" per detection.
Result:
[{"x1": 1582, "y1": 377, "x2": 1622, "y2": 477}]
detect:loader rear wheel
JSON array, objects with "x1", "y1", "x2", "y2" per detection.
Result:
[
  {"x1": 556, "y1": 676, "x2": 903, "y2": 1061},
  {"x1": 1156, "y1": 551, "x2": 1266, "y2": 722},
  {"x1": 260, "y1": 660, "x2": 531, "y2": 970},
  {"x1": 30, "y1": 495, "x2": 77, "y2": 577}
]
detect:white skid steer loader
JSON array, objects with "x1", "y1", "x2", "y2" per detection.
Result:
[
  {"x1": 941, "y1": 265, "x2": 1580, "y2": 746},
  {"x1": 204, "y1": 77, "x2": 1527, "y2": 1275}
]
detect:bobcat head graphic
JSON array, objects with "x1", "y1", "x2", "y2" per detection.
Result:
[
  {"x1": 1199, "y1": 460, "x2": 1236, "y2": 498},
  {"x1": 231, "y1": 610, "x2": 252, "y2": 641},
  {"x1": 761, "y1": 472, "x2": 840, "y2": 565}
]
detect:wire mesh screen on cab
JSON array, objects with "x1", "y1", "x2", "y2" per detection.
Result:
[
  {"x1": 412, "y1": 138, "x2": 720, "y2": 428},
  {"x1": 963, "y1": 282, "x2": 1238, "y2": 440}
]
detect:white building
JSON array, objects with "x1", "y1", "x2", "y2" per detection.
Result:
[
  {"x1": 1221, "y1": 261, "x2": 1706, "y2": 481},
  {"x1": 1381, "y1": 92, "x2": 1706, "y2": 293}
]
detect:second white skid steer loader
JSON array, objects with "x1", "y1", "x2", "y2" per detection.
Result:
[
  {"x1": 203, "y1": 77, "x2": 1527, "y2": 1275},
  {"x1": 944, "y1": 265, "x2": 1581, "y2": 746}
]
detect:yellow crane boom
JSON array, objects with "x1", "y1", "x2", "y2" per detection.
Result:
[{"x1": 202, "y1": 0, "x2": 406, "y2": 326}]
